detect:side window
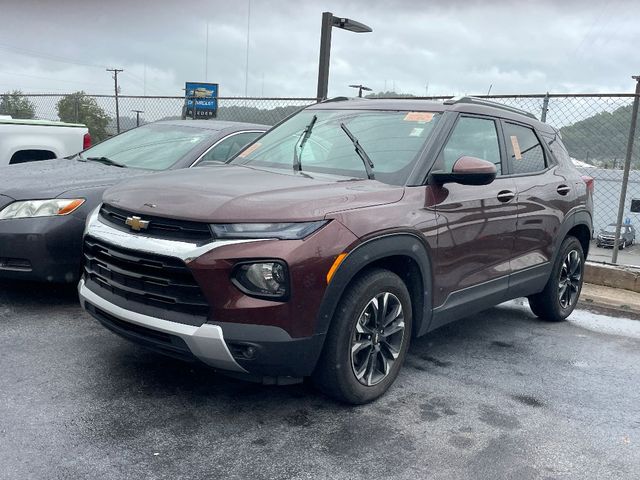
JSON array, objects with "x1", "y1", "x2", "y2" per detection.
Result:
[
  {"x1": 200, "y1": 132, "x2": 262, "y2": 163},
  {"x1": 441, "y1": 117, "x2": 501, "y2": 174},
  {"x1": 543, "y1": 134, "x2": 567, "y2": 166},
  {"x1": 504, "y1": 123, "x2": 546, "y2": 174}
]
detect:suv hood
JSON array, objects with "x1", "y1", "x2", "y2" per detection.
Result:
[
  {"x1": 104, "y1": 165, "x2": 405, "y2": 222},
  {"x1": 0, "y1": 158, "x2": 150, "y2": 200}
]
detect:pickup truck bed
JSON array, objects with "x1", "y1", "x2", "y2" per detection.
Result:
[{"x1": 0, "y1": 118, "x2": 90, "y2": 166}]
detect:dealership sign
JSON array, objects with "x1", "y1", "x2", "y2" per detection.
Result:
[{"x1": 185, "y1": 82, "x2": 219, "y2": 118}]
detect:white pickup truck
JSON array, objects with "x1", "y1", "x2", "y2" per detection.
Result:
[{"x1": 0, "y1": 116, "x2": 90, "y2": 166}]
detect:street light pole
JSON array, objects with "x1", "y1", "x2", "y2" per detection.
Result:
[
  {"x1": 316, "y1": 12, "x2": 334, "y2": 101},
  {"x1": 316, "y1": 12, "x2": 372, "y2": 101}
]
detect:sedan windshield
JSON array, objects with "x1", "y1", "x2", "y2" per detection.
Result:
[
  {"x1": 231, "y1": 109, "x2": 441, "y2": 185},
  {"x1": 78, "y1": 123, "x2": 214, "y2": 170}
]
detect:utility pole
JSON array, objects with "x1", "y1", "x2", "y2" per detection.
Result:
[
  {"x1": 612, "y1": 75, "x2": 640, "y2": 264},
  {"x1": 132, "y1": 109, "x2": 143, "y2": 127},
  {"x1": 107, "y1": 68, "x2": 123, "y2": 133}
]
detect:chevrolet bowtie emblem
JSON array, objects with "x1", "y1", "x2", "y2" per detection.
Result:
[{"x1": 125, "y1": 216, "x2": 150, "y2": 231}]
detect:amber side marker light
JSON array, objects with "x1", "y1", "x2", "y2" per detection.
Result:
[
  {"x1": 58, "y1": 199, "x2": 85, "y2": 215},
  {"x1": 326, "y1": 253, "x2": 347, "y2": 284}
]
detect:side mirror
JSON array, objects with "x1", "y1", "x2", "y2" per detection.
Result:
[{"x1": 430, "y1": 156, "x2": 497, "y2": 186}]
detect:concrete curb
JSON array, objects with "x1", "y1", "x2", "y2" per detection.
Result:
[
  {"x1": 579, "y1": 283, "x2": 640, "y2": 319},
  {"x1": 584, "y1": 261, "x2": 640, "y2": 293},
  {"x1": 580, "y1": 261, "x2": 640, "y2": 317}
]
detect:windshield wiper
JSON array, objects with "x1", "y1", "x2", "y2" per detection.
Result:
[
  {"x1": 293, "y1": 115, "x2": 317, "y2": 173},
  {"x1": 84, "y1": 156, "x2": 126, "y2": 168},
  {"x1": 339, "y1": 123, "x2": 375, "y2": 180}
]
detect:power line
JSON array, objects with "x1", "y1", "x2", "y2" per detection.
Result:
[
  {"x1": 0, "y1": 42, "x2": 106, "y2": 69},
  {"x1": 0, "y1": 41, "x2": 166, "y2": 95}
]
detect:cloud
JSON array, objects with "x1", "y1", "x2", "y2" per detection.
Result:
[{"x1": 0, "y1": 0, "x2": 638, "y2": 98}]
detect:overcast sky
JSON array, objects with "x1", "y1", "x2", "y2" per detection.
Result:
[{"x1": 1, "y1": 0, "x2": 639, "y2": 98}]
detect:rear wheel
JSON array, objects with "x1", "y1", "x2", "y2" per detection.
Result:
[
  {"x1": 528, "y1": 236, "x2": 584, "y2": 322},
  {"x1": 313, "y1": 269, "x2": 412, "y2": 404}
]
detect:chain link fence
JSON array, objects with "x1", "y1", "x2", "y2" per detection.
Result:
[{"x1": 2, "y1": 91, "x2": 639, "y2": 266}]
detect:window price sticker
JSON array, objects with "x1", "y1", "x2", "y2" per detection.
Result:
[
  {"x1": 510, "y1": 135, "x2": 522, "y2": 160},
  {"x1": 404, "y1": 112, "x2": 434, "y2": 123}
]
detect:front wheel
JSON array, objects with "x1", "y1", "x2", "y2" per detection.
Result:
[
  {"x1": 528, "y1": 236, "x2": 584, "y2": 322},
  {"x1": 312, "y1": 269, "x2": 412, "y2": 404}
]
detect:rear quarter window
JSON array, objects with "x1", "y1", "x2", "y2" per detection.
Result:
[{"x1": 543, "y1": 133, "x2": 571, "y2": 166}]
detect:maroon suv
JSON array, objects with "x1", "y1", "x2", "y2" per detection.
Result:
[{"x1": 79, "y1": 97, "x2": 593, "y2": 404}]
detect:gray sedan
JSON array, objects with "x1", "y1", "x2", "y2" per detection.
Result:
[{"x1": 0, "y1": 120, "x2": 267, "y2": 283}]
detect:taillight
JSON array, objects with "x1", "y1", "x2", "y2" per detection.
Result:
[
  {"x1": 581, "y1": 175, "x2": 594, "y2": 193},
  {"x1": 83, "y1": 132, "x2": 91, "y2": 150}
]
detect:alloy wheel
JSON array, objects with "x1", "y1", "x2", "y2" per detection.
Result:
[
  {"x1": 350, "y1": 292, "x2": 405, "y2": 386},
  {"x1": 558, "y1": 249, "x2": 582, "y2": 309}
]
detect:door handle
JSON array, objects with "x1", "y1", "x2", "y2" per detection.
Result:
[
  {"x1": 497, "y1": 190, "x2": 515, "y2": 203},
  {"x1": 557, "y1": 185, "x2": 571, "y2": 196}
]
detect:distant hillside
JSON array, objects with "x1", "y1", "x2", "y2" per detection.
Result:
[{"x1": 559, "y1": 104, "x2": 639, "y2": 168}]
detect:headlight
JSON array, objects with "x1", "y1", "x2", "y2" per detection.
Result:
[
  {"x1": 232, "y1": 261, "x2": 289, "y2": 300},
  {"x1": 0, "y1": 199, "x2": 85, "y2": 220},
  {"x1": 211, "y1": 221, "x2": 327, "y2": 240}
]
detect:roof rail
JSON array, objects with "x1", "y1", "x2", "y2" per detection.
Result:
[
  {"x1": 320, "y1": 96, "x2": 352, "y2": 103},
  {"x1": 443, "y1": 96, "x2": 538, "y2": 120}
]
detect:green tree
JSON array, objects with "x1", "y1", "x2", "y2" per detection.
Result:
[
  {"x1": 0, "y1": 90, "x2": 36, "y2": 119},
  {"x1": 57, "y1": 91, "x2": 111, "y2": 142},
  {"x1": 560, "y1": 103, "x2": 640, "y2": 168},
  {"x1": 365, "y1": 91, "x2": 416, "y2": 99}
]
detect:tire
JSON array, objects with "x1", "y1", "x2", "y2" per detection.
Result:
[
  {"x1": 312, "y1": 268, "x2": 413, "y2": 404},
  {"x1": 528, "y1": 236, "x2": 584, "y2": 322},
  {"x1": 620, "y1": 241, "x2": 626, "y2": 250}
]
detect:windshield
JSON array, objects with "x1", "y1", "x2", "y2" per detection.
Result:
[
  {"x1": 231, "y1": 109, "x2": 441, "y2": 185},
  {"x1": 603, "y1": 225, "x2": 619, "y2": 234},
  {"x1": 79, "y1": 123, "x2": 214, "y2": 170}
]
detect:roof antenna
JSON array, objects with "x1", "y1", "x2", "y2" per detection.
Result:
[{"x1": 487, "y1": 84, "x2": 493, "y2": 95}]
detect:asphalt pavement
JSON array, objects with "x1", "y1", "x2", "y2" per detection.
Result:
[
  {"x1": 589, "y1": 240, "x2": 640, "y2": 267},
  {"x1": 1, "y1": 281, "x2": 639, "y2": 480}
]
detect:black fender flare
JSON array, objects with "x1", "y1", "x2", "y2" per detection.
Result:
[
  {"x1": 315, "y1": 233, "x2": 434, "y2": 338},
  {"x1": 552, "y1": 209, "x2": 593, "y2": 265}
]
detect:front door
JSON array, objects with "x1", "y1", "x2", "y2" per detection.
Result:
[{"x1": 426, "y1": 115, "x2": 518, "y2": 321}]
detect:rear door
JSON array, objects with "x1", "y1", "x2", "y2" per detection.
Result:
[
  {"x1": 502, "y1": 121, "x2": 576, "y2": 295},
  {"x1": 428, "y1": 114, "x2": 518, "y2": 315}
]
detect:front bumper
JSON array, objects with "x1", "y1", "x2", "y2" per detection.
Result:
[
  {"x1": 80, "y1": 278, "x2": 247, "y2": 373},
  {"x1": 80, "y1": 278, "x2": 326, "y2": 379},
  {"x1": 597, "y1": 236, "x2": 618, "y2": 247},
  {"x1": 0, "y1": 214, "x2": 85, "y2": 282}
]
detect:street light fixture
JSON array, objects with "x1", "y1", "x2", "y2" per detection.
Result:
[
  {"x1": 316, "y1": 12, "x2": 372, "y2": 101},
  {"x1": 349, "y1": 84, "x2": 372, "y2": 98},
  {"x1": 131, "y1": 109, "x2": 144, "y2": 127}
]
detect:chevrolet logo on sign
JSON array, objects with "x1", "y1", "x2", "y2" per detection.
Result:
[{"x1": 125, "y1": 216, "x2": 150, "y2": 231}]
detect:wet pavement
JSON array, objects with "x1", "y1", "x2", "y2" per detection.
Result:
[
  {"x1": 1, "y1": 281, "x2": 639, "y2": 479},
  {"x1": 589, "y1": 240, "x2": 640, "y2": 267}
]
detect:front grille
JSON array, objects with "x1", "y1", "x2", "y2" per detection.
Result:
[
  {"x1": 83, "y1": 236, "x2": 209, "y2": 317},
  {"x1": 99, "y1": 203, "x2": 213, "y2": 242}
]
